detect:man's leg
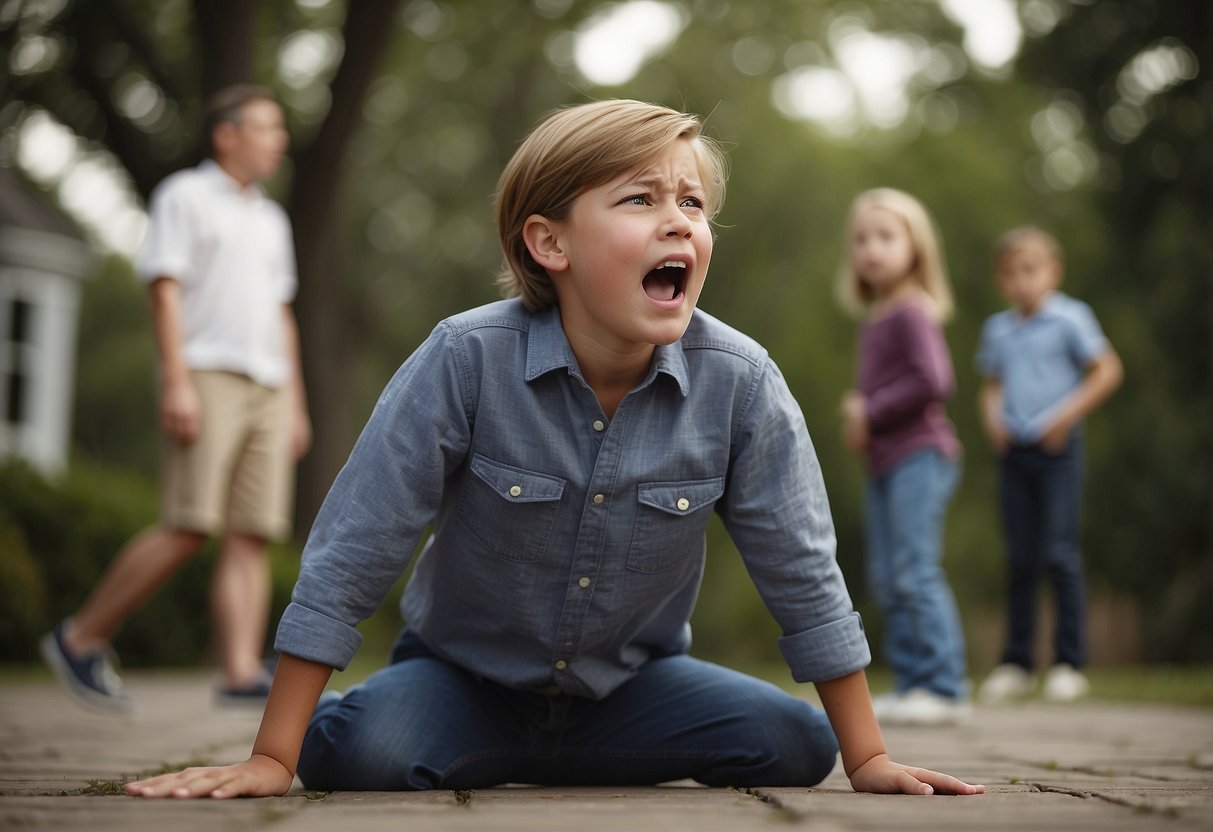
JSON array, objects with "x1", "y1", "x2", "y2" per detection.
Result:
[
  {"x1": 211, "y1": 531, "x2": 272, "y2": 690},
  {"x1": 218, "y1": 378, "x2": 293, "y2": 692},
  {"x1": 64, "y1": 526, "x2": 207, "y2": 655}
]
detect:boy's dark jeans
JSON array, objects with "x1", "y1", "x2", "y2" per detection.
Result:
[{"x1": 998, "y1": 437, "x2": 1086, "y2": 670}]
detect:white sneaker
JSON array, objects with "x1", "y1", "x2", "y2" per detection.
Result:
[
  {"x1": 1042, "y1": 664, "x2": 1090, "y2": 703},
  {"x1": 978, "y1": 663, "x2": 1035, "y2": 704},
  {"x1": 877, "y1": 688, "x2": 972, "y2": 726},
  {"x1": 871, "y1": 691, "x2": 902, "y2": 721}
]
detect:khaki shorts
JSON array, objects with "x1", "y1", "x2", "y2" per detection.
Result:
[{"x1": 160, "y1": 370, "x2": 294, "y2": 541}]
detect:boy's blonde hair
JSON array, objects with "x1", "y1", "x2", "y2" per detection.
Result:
[
  {"x1": 994, "y1": 225, "x2": 1064, "y2": 267},
  {"x1": 835, "y1": 187, "x2": 954, "y2": 322},
  {"x1": 495, "y1": 99, "x2": 727, "y2": 311}
]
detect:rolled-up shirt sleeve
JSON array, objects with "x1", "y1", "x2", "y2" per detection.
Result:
[
  {"x1": 718, "y1": 357, "x2": 871, "y2": 683},
  {"x1": 275, "y1": 323, "x2": 471, "y2": 669}
]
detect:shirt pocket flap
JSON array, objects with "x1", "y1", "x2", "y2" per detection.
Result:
[
  {"x1": 637, "y1": 477, "x2": 725, "y2": 516},
  {"x1": 470, "y1": 454, "x2": 566, "y2": 504}
]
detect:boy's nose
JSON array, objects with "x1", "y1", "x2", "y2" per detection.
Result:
[{"x1": 661, "y1": 205, "x2": 693, "y2": 237}]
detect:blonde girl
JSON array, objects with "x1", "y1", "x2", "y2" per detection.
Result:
[{"x1": 837, "y1": 188, "x2": 969, "y2": 726}]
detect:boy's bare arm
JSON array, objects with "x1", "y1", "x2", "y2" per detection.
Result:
[
  {"x1": 815, "y1": 670, "x2": 984, "y2": 796},
  {"x1": 978, "y1": 377, "x2": 1009, "y2": 454},
  {"x1": 126, "y1": 654, "x2": 333, "y2": 799},
  {"x1": 1040, "y1": 347, "x2": 1124, "y2": 451}
]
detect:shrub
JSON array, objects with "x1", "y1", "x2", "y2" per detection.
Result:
[{"x1": 0, "y1": 460, "x2": 299, "y2": 666}]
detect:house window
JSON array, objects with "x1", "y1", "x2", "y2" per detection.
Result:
[{"x1": 4, "y1": 297, "x2": 32, "y2": 425}]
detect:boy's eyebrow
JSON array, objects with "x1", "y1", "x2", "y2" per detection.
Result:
[{"x1": 611, "y1": 171, "x2": 706, "y2": 193}]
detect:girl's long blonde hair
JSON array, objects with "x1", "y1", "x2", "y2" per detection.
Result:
[{"x1": 834, "y1": 187, "x2": 954, "y2": 322}]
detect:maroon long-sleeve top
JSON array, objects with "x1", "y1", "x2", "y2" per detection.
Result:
[{"x1": 857, "y1": 299, "x2": 961, "y2": 475}]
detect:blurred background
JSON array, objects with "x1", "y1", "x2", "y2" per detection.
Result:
[{"x1": 0, "y1": 0, "x2": 1208, "y2": 687}]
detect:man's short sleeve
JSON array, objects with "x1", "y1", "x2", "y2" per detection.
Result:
[
  {"x1": 137, "y1": 181, "x2": 192, "y2": 284},
  {"x1": 271, "y1": 204, "x2": 298, "y2": 304}
]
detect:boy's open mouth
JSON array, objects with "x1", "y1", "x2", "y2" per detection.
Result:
[{"x1": 642, "y1": 261, "x2": 686, "y2": 302}]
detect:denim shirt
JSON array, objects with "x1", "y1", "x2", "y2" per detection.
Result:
[{"x1": 277, "y1": 299, "x2": 870, "y2": 700}]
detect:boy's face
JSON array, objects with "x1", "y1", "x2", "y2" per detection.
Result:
[
  {"x1": 214, "y1": 98, "x2": 289, "y2": 186},
  {"x1": 544, "y1": 138, "x2": 713, "y2": 353},
  {"x1": 996, "y1": 240, "x2": 1060, "y2": 316}
]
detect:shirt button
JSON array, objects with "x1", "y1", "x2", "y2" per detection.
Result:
[
  {"x1": 555, "y1": 660, "x2": 568, "y2": 670},
  {"x1": 676, "y1": 497, "x2": 690, "y2": 511},
  {"x1": 509, "y1": 485, "x2": 522, "y2": 497},
  {"x1": 592, "y1": 420, "x2": 605, "y2": 432},
  {"x1": 578, "y1": 577, "x2": 591, "y2": 588},
  {"x1": 593, "y1": 493, "x2": 605, "y2": 504}
]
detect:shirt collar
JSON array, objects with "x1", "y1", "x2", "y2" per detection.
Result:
[
  {"x1": 198, "y1": 158, "x2": 263, "y2": 199},
  {"x1": 524, "y1": 305, "x2": 691, "y2": 397}
]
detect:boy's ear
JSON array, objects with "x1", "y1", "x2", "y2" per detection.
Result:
[{"x1": 523, "y1": 214, "x2": 569, "y2": 273}]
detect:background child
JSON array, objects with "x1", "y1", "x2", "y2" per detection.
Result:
[
  {"x1": 836, "y1": 188, "x2": 969, "y2": 726},
  {"x1": 976, "y1": 226, "x2": 1123, "y2": 704},
  {"x1": 124, "y1": 100, "x2": 982, "y2": 799}
]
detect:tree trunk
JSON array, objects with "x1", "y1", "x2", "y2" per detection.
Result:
[{"x1": 289, "y1": 0, "x2": 406, "y2": 538}]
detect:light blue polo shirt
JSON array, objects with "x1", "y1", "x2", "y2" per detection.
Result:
[{"x1": 976, "y1": 292, "x2": 1109, "y2": 443}]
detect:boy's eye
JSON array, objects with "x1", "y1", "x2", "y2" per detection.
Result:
[
  {"x1": 680, "y1": 196, "x2": 705, "y2": 210},
  {"x1": 622, "y1": 194, "x2": 649, "y2": 206}
]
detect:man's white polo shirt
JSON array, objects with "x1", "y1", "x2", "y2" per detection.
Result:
[{"x1": 138, "y1": 159, "x2": 297, "y2": 388}]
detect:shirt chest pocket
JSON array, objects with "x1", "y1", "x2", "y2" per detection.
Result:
[
  {"x1": 456, "y1": 454, "x2": 566, "y2": 563},
  {"x1": 627, "y1": 477, "x2": 725, "y2": 573}
]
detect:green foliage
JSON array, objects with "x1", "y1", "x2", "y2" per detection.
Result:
[
  {"x1": 0, "y1": 460, "x2": 299, "y2": 666},
  {"x1": 72, "y1": 257, "x2": 158, "y2": 473}
]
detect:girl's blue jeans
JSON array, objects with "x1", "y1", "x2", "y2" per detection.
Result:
[
  {"x1": 998, "y1": 437, "x2": 1086, "y2": 670},
  {"x1": 296, "y1": 630, "x2": 840, "y2": 790},
  {"x1": 864, "y1": 448, "x2": 968, "y2": 700}
]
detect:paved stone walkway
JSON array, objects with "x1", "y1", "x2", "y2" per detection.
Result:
[{"x1": 1, "y1": 671, "x2": 1210, "y2": 830}]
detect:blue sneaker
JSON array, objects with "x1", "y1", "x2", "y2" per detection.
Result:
[
  {"x1": 39, "y1": 621, "x2": 134, "y2": 715},
  {"x1": 215, "y1": 676, "x2": 272, "y2": 710}
]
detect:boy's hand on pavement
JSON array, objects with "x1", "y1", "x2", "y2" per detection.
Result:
[
  {"x1": 848, "y1": 753, "x2": 985, "y2": 796},
  {"x1": 125, "y1": 754, "x2": 293, "y2": 799}
]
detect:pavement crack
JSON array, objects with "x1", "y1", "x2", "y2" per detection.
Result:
[
  {"x1": 731, "y1": 786, "x2": 804, "y2": 822},
  {"x1": 1028, "y1": 782, "x2": 1181, "y2": 821}
]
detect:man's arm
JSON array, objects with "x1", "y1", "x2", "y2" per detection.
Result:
[
  {"x1": 1040, "y1": 347, "x2": 1123, "y2": 452},
  {"x1": 125, "y1": 654, "x2": 332, "y2": 798},
  {"x1": 149, "y1": 277, "x2": 201, "y2": 444},
  {"x1": 816, "y1": 670, "x2": 984, "y2": 796},
  {"x1": 281, "y1": 304, "x2": 312, "y2": 459}
]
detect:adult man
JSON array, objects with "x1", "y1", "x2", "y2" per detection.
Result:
[{"x1": 41, "y1": 84, "x2": 310, "y2": 711}]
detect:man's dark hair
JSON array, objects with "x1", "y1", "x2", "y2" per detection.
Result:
[{"x1": 202, "y1": 83, "x2": 278, "y2": 158}]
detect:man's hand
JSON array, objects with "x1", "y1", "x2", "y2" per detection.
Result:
[
  {"x1": 848, "y1": 753, "x2": 985, "y2": 796},
  {"x1": 125, "y1": 754, "x2": 293, "y2": 799},
  {"x1": 159, "y1": 377, "x2": 202, "y2": 444}
]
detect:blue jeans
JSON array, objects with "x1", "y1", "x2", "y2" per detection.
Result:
[
  {"x1": 864, "y1": 448, "x2": 967, "y2": 699},
  {"x1": 998, "y1": 438, "x2": 1085, "y2": 670},
  {"x1": 296, "y1": 630, "x2": 839, "y2": 790}
]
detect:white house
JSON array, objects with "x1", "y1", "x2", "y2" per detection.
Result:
[{"x1": 0, "y1": 167, "x2": 93, "y2": 476}]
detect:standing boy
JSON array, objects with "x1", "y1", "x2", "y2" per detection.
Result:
[
  {"x1": 123, "y1": 100, "x2": 983, "y2": 798},
  {"x1": 40, "y1": 84, "x2": 311, "y2": 711},
  {"x1": 976, "y1": 226, "x2": 1122, "y2": 704}
]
